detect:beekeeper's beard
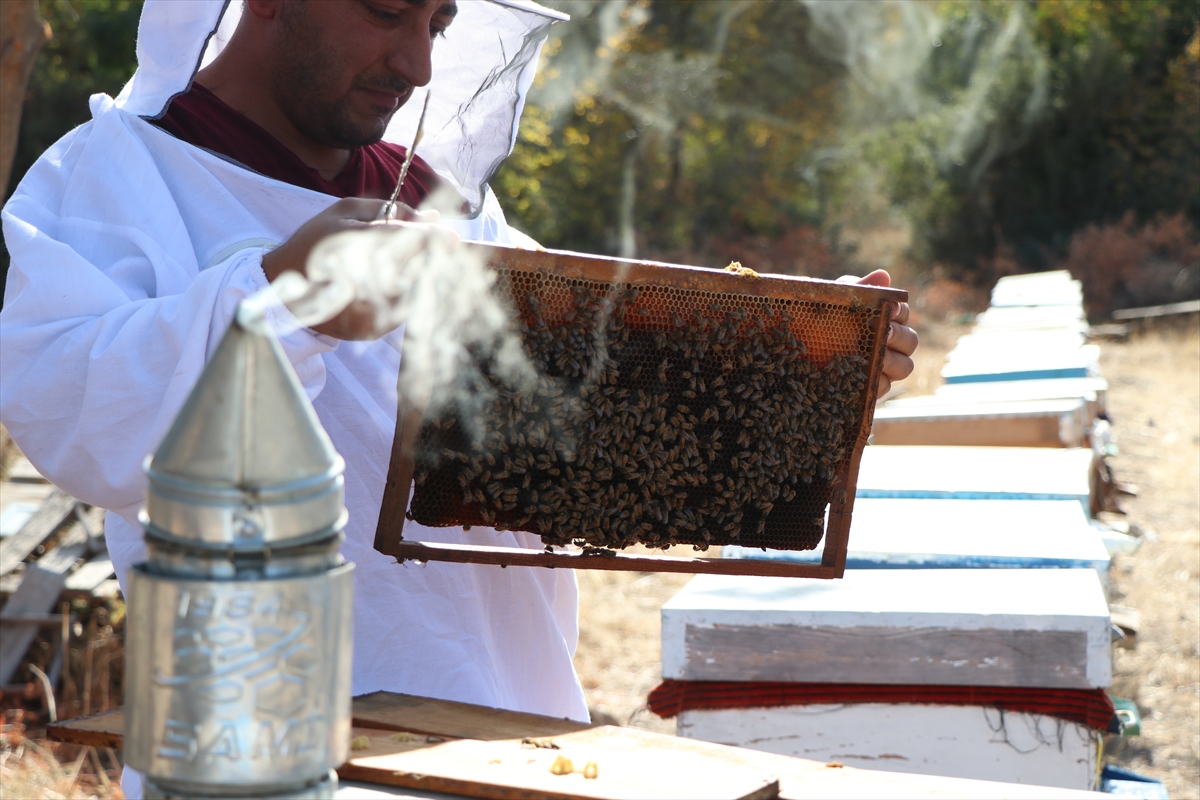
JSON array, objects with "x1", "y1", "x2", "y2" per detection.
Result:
[{"x1": 271, "y1": 0, "x2": 413, "y2": 150}]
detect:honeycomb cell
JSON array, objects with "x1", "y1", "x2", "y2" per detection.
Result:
[{"x1": 409, "y1": 270, "x2": 880, "y2": 552}]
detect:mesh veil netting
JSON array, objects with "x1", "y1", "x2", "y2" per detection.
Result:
[{"x1": 115, "y1": 0, "x2": 567, "y2": 216}]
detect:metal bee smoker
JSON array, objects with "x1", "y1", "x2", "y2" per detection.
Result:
[{"x1": 124, "y1": 309, "x2": 354, "y2": 799}]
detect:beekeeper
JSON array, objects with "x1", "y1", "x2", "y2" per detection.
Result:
[{"x1": 1, "y1": 0, "x2": 916, "y2": 787}]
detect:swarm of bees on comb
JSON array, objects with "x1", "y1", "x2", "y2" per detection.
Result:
[{"x1": 409, "y1": 272, "x2": 872, "y2": 553}]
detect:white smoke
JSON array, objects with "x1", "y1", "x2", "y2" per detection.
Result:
[{"x1": 239, "y1": 189, "x2": 538, "y2": 425}]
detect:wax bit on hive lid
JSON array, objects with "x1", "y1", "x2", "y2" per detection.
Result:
[{"x1": 143, "y1": 312, "x2": 346, "y2": 549}]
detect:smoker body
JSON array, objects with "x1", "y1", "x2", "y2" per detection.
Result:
[{"x1": 125, "y1": 314, "x2": 354, "y2": 799}]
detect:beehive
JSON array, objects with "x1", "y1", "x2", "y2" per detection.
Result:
[{"x1": 375, "y1": 244, "x2": 905, "y2": 576}]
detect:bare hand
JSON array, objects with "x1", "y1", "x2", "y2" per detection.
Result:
[
  {"x1": 839, "y1": 270, "x2": 917, "y2": 397},
  {"x1": 262, "y1": 198, "x2": 442, "y2": 340}
]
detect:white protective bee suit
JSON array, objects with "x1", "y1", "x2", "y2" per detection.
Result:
[{"x1": 0, "y1": 1, "x2": 586, "y2": 794}]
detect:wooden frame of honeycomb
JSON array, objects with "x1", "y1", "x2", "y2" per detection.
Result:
[{"x1": 374, "y1": 243, "x2": 906, "y2": 578}]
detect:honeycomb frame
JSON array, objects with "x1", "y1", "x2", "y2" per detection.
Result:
[{"x1": 375, "y1": 243, "x2": 906, "y2": 578}]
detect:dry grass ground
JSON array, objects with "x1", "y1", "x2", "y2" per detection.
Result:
[{"x1": 1101, "y1": 320, "x2": 1200, "y2": 798}]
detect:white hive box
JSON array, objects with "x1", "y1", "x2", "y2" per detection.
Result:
[
  {"x1": 664, "y1": 569, "x2": 1112, "y2": 790},
  {"x1": 724, "y1": 498, "x2": 1111, "y2": 588},
  {"x1": 952, "y1": 329, "x2": 1087, "y2": 352},
  {"x1": 941, "y1": 343, "x2": 1100, "y2": 383},
  {"x1": 973, "y1": 304, "x2": 1087, "y2": 333},
  {"x1": 854, "y1": 445, "x2": 1095, "y2": 508},
  {"x1": 887, "y1": 377, "x2": 1108, "y2": 418},
  {"x1": 871, "y1": 397, "x2": 1089, "y2": 447},
  {"x1": 662, "y1": 570, "x2": 1112, "y2": 688},
  {"x1": 676, "y1": 703, "x2": 1102, "y2": 791},
  {"x1": 989, "y1": 271, "x2": 1083, "y2": 308}
]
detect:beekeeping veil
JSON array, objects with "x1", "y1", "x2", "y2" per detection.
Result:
[{"x1": 114, "y1": 0, "x2": 568, "y2": 216}]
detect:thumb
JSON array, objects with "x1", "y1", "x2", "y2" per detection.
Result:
[{"x1": 855, "y1": 269, "x2": 892, "y2": 288}]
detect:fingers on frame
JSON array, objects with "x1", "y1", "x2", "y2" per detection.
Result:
[{"x1": 881, "y1": 348, "x2": 915, "y2": 382}]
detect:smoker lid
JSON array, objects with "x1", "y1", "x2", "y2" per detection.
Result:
[{"x1": 143, "y1": 316, "x2": 346, "y2": 549}]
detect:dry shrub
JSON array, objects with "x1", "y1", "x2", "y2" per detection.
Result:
[
  {"x1": 1060, "y1": 212, "x2": 1200, "y2": 320},
  {"x1": 1, "y1": 710, "x2": 122, "y2": 798},
  {"x1": 912, "y1": 277, "x2": 989, "y2": 321},
  {"x1": 10, "y1": 598, "x2": 125, "y2": 726}
]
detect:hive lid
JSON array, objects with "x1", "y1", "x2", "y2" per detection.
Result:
[{"x1": 143, "y1": 315, "x2": 345, "y2": 549}]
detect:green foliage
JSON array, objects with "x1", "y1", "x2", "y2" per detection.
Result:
[
  {"x1": 497, "y1": 0, "x2": 1198, "y2": 296},
  {"x1": 495, "y1": 1, "x2": 846, "y2": 270},
  {"x1": 3, "y1": 0, "x2": 1195, "y2": 305},
  {"x1": 6, "y1": 0, "x2": 144, "y2": 200}
]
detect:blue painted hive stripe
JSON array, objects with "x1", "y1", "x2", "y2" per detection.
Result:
[{"x1": 944, "y1": 367, "x2": 1091, "y2": 383}]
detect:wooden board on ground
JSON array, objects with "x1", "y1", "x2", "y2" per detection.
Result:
[
  {"x1": 63, "y1": 555, "x2": 114, "y2": 594},
  {"x1": 0, "y1": 481, "x2": 54, "y2": 523},
  {"x1": 342, "y1": 725, "x2": 779, "y2": 800},
  {"x1": 0, "y1": 488, "x2": 77, "y2": 576},
  {"x1": 46, "y1": 707, "x2": 125, "y2": 749},
  {"x1": 48, "y1": 696, "x2": 1107, "y2": 799},
  {"x1": 0, "y1": 522, "x2": 89, "y2": 684},
  {"x1": 5, "y1": 456, "x2": 48, "y2": 484},
  {"x1": 352, "y1": 691, "x2": 591, "y2": 741},
  {"x1": 870, "y1": 398, "x2": 1089, "y2": 447},
  {"x1": 661, "y1": 569, "x2": 1112, "y2": 688}
]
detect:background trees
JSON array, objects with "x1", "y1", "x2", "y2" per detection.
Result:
[{"x1": 4, "y1": 0, "x2": 1197, "y2": 318}]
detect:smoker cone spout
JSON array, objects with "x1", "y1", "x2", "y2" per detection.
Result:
[{"x1": 125, "y1": 313, "x2": 353, "y2": 799}]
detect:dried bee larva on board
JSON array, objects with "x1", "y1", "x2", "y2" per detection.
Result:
[{"x1": 409, "y1": 271, "x2": 875, "y2": 552}]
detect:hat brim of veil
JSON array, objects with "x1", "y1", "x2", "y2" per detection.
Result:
[{"x1": 116, "y1": 0, "x2": 569, "y2": 216}]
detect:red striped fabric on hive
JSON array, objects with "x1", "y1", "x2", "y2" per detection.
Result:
[{"x1": 647, "y1": 680, "x2": 1116, "y2": 731}]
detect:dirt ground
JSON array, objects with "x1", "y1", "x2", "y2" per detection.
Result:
[
  {"x1": 1099, "y1": 320, "x2": 1200, "y2": 798},
  {"x1": 572, "y1": 317, "x2": 1200, "y2": 795}
]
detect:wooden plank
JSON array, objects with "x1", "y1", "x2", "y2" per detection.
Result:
[
  {"x1": 385, "y1": 541, "x2": 840, "y2": 578},
  {"x1": 681, "y1": 625, "x2": 1090, "y2": 688},
  {"x1": 5, "y1": 456, "x2": 48, "y2": 484},
  {"x1": 352, "y1": 691, "x2": 591, "y2": 741},
  {"x1": 87, "y1": 579, "x2": 122, "y2": 600},
  {"x1": 1111, "y1": 299, "x2": 1200, "y2": 321},
  {"x1": 46, "y1": 707, "x2": 124, "y2": 749},
  {"x1": 0, "y1": 489, "x2": 77, "y2": 576},
  {"x1": 47, "y1": 701, "x2": 1106, "y2": 799},
  {"x1": 50, "y1": 693, "x2": 590, "y2": 750},
  {"x1": 340, "y1": 724, "x2": 779, "y2": 800},
  {"x1": 0, "y1": 481, "x2": 54, "y2": 522},
  {"x1": 63, "y1": 556, "x2": 114, "y2": 593},
  {"x1": 0, "y1": 521, "x2": 88, "y2": 683},
  {"x1": 0, "y1": 612, "x2": 64, "y2": 626}
]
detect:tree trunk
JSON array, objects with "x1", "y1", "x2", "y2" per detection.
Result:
[{"x1": 1, "y1": 0, "x2": 50, "y2": 195}]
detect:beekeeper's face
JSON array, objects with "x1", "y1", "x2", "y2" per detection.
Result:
[{"x1": 269, "y1": 0, "x2": 456, "y2": 148}]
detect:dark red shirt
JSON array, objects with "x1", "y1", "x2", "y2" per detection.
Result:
[{"x1": 150, "y1": 82, "x2": 440, "y2": 206}]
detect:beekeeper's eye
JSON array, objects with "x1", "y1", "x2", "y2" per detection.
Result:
[{"x1": 359, "y1": 0, "x2": 456, "y2": 39}]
